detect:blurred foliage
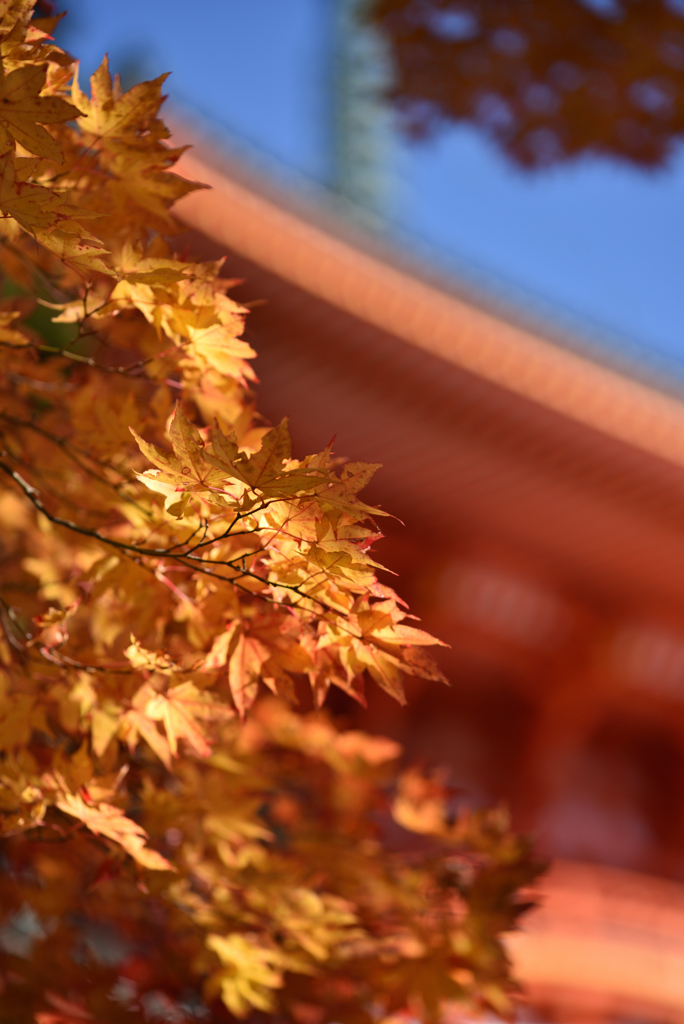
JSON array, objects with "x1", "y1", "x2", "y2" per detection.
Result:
[{"x1": 368, "y1": 0, "x2": 684, "y2": 167}]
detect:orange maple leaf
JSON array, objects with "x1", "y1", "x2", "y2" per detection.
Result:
[
  {"x1": 56, "y1": 791, "x2": 174, "y2": 872},
  {"x1": 144, "y1": 681, "x2": 234, "y2": 759}
]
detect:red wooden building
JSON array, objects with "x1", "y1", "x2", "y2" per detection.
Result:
[{"x1": 174, "y1": 139, "x2": 684, "y2": 1023}]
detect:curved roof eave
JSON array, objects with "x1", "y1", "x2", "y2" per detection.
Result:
[
  {"x1": 510, "y1": 859, "x2": 684, "y2": 1024},
  {"x1": 174, "y1": 145, "x2": 684, "y2": 472}
]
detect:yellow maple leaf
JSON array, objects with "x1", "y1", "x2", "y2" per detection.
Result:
[
  {"x1": 0, "y1": 307, "x2": 26, "y2": 344},
  {"x1": 72, "y1": 56, "x2": 168, "y2": 140},
  {"x1": 32, "y1": 225, "x2": 112, "y2": 275},
  {"x1": 205, "y1": 933, "x2": 285, "y2": 1017},
  {"x1": 0, "y1": 148, "x2": 66, "y2": 227},
  {"x1": 0, "y1": 0, "x2": 35, "y2": 41},
  {"x1": 0, "y1": 61, "x2": 77, "y2": 160},
  {"x1": 122, "y1": 706, "x2": 173, "y2": 770},
  {"x1": 103, "y1": 138, "x2": 203, "y2": 229},
  {"x1": 124, "y1": 636, "x2": 178, "y2": 675},
  {"x1": 90, "y1": 704, "x2": 121, "y2": 758}
]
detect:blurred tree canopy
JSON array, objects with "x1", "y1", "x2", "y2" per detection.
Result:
[{"x1": 368, "y1": 0, "x2": 684, "y2": 167}]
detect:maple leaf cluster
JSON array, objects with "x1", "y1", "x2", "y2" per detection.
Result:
[{"x1": 0, "y1": 3, "x2": 542, "y2": 1022}]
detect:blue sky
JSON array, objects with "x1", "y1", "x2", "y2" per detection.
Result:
[
  {"x1": 56, "y1": 0, "x2": 684, "y2": 387},
  {"x1": 56, "y1": 0, "x2": 333, "y2": 179}
]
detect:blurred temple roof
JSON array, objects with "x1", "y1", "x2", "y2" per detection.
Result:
[
  {"x1": 174, "y1": 133, "x2": 684, "y2": 1024},
  {"x1": 174, "y1": 139, "x2": 684, "y2": 612}
]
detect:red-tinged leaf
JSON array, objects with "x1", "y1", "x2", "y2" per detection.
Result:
[
  {"x1": 352, "y1": 641, "x2": 407, "y2": 705},
  {"x1": 261, "y1": 660, "x2": 297, "y2": 703},
  {"x1": 29, "y1": 599, "x2": 81, "y2": 653},
  {"x1": 400, "y1": 646, "x2": 449, "y2": 685},
  {"x1": 55, "y1": 792, "x2": 174, "y2": 871},
  {"x1": 125, "y1": 636, "x2": 178, "y2": 674},
  {"x1": 41, "y1": 993, "x2": 92, "y2": 1022},
  {"x1": 168, "y1": 403, "x2": 207, "y2": 482},
  {"x1": 90, "y1": 705, "x2": 122, "y2": 757},
  {"x1": 203, "y1": 620, "x2": 240, "y2": 671},
  {"x1": 123, "y1": 707, "x2": 173, "y2": 770},
  {"x1": 228, "y1": 629, "x2": 271, "y2": 718},
  {"x1": 372, "y1": 623, "x2": 449, "y2": 647},
  {"x1": 36, "y1": 1013, "x2": 89, "y2": 1024},
  {"x1": 240, "y1": 418, "x2": 292, "y2": 489},
  {"x1": 334, "y1": 730, "x2": 402, "y2": 766},
  {"x1": 315, "y1": 461, "x2": 387, "y2": 520},
  {"x1": 32, "y1": 227, "x2": 113, "y2": 276},
  {"x1": 145, "y1": 682, "x2": 233, "y2": 759},
  {"x1": 205, "y1": 420, "x2": 241, "y2": 473},
  {"x1": 129, "y1": 427, "x2": 182, "y2": 476}
]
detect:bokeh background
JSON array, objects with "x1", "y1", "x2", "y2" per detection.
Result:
[
  {"x1": 47, "y1": 2, "x2": 684, "y2": 1019},
  {"x1": 55, "y1": 0, "x2": 684, "y2": 380}
]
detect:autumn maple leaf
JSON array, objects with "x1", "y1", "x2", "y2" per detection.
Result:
[
  {"x1": 0, "y1": 61, "x2": 77, "y2": 160},
  {"x1": 71, "y1": 55, "x2": 167, "y2": 140},
  {"x1": 0, "y1": 9, "x2": 538, "y2": 1021},
  {"x1": 56, "y1": 791, "x2": 174, "y2": 872},
  {"x1": 0, "y1": 152, "x2": 111, "y2": 270}
]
